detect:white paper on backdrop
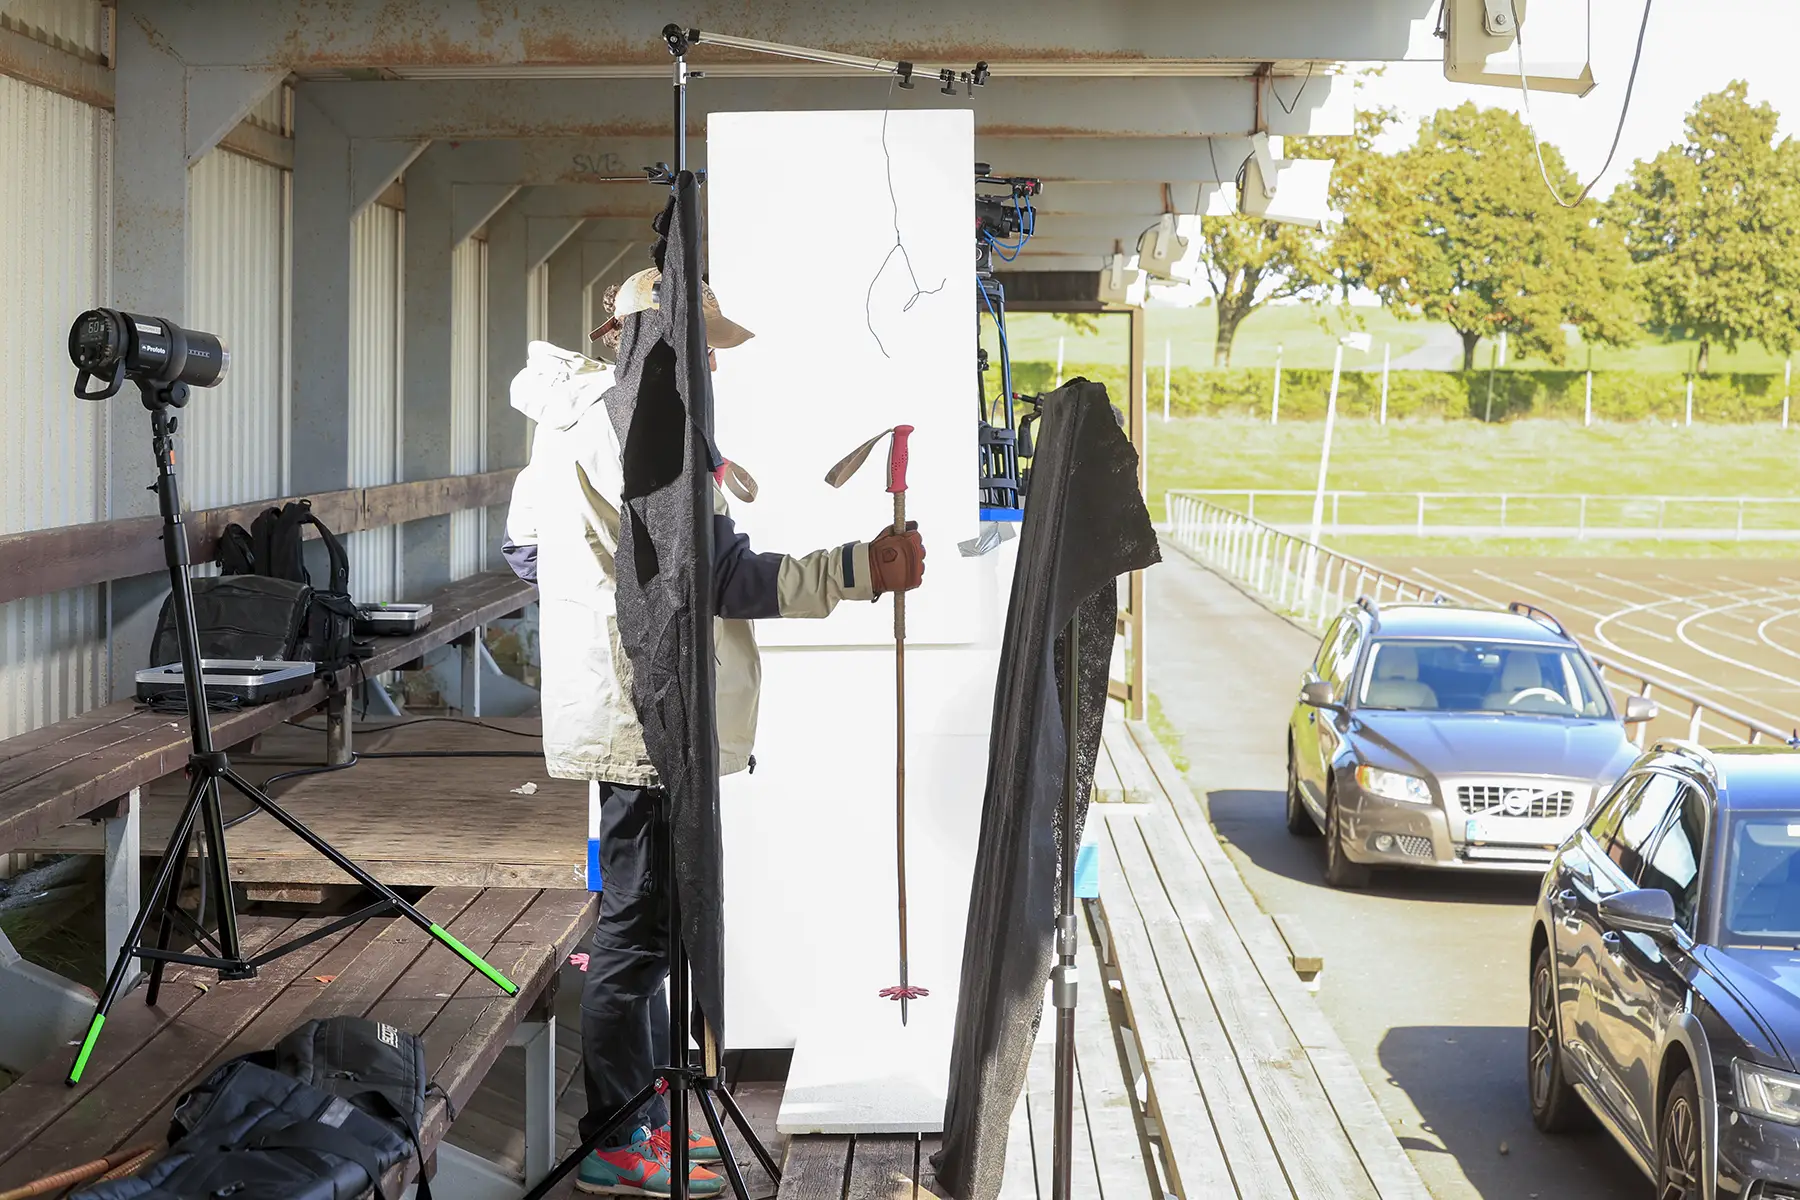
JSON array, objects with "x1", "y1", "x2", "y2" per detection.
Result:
[{"x1": 707, "y1": 109, "x2": 978, "y2": 647}]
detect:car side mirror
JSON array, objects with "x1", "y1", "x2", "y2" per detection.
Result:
[
  {"x1": 1623, "y1": 696, "x2": 1658, "y2": 724},
  {"x1": 1301, "y1": 680, "x2": 1338, "y2": 709},
  {"x1": 1598, "y1": 888, "x2": 1678, "y2": 939}
]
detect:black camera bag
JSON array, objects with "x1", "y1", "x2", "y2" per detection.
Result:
[
  {"x1": 75, "y1": 1017, "x2": 433, "y2": 1200},
  {"x1": 151, "y1": 499, "x2": 359, "y2": 675}
]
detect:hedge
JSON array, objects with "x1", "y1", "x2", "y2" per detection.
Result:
[{"x1": 1006, "y1": 361, "x2": 1794, "y2": 424}]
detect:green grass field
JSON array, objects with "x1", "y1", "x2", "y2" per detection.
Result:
[
  {"x1": 1007, "y1": 306, "x2": 1794, "y2": 374},
  {"x1": 1146, "y1": 416, "x2": 1800, "y2": 558}
]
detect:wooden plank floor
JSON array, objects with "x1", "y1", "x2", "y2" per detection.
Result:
[
  {"x1": 1089, "y1": 721, "x2": 1431, "y2": 1200},
  {"x1": 26, "y1": 719, "x2": 588, "y2": 888},
  {"x1": 777, "y1": 909, "x2": 1153, "y2": 1200}
]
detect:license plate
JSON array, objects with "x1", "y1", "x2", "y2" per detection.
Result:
[{"x1": 1466, "y1": 817, "x2": 1501, "y2": 843}]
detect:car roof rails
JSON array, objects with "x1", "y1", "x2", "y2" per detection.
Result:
[
  {"x1": 1648, "y1": 739, "x2": 1719, "y2": 779},
  {"x1": 1356, "y1": 594, "x2": 1379, "y2": 619},
  {"x1": 1508, "y1": 601, "x2": 1570, "y2": 638}
]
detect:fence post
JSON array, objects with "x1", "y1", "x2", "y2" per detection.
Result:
[
  {"x1": 1685, "y1": 375, "x2": 1695, "y2": 427},
  {"x1": 1162, "y1": 339, "x2": 1171, "y2": 423},
  {"x1": 1786, "y1": 357, "x2": 1792, "y2": 430},
  {"x1": 1500, "y1": 494, "x2": 1508, "y2": 529},
  {"x1": 1416, "y1": 494, "x2": 1426, "y2": 538},
  {"x1": 1738, "y1": 498, "x2": 1745, "y2": 542},
  {"x1": 1584, "y1": 368, "x2": 1593, "y2": 427},
  {"x1": 1279, "y1": 539, "x2": 1295, "y2": 607},
  {"x1": 1579, "y1": 495, "x2": 1588, "y2": 541},
  {"x1": 1271, "y1": 343, "x2": 1283, "y2": 425},
  {"x1": 1380, "y1": 342, "x2": 1390, "y2": 425},
  {"x1": 1055, "y1": 335, "x2": 1065, "y2": 388}
]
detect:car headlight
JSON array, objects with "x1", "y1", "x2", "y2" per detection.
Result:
[
  {"x1": 1355, "y1": 765, "x2": 1433, "y2": 804},
  {"x1": 1736, "y1": 1060, "x2": 1800, "y2": 1124}
]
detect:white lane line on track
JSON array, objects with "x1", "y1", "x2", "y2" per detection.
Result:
[
  {"x1": 1758, "y1": 609, "x2": 1800, "y2": 664},
  {"x1": 1674, "y1": 598, "x2": 1800, "y2": 691}
]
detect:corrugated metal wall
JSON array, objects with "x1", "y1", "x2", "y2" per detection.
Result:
[
  {"x1": 0, "y1": 73, "x2": 110, "y2": 737},
  {"x1": 183, "y1": 147, "x2": 290, "y2": 509},
  {"x1": 347, "y1": 202, "x2": 403, "y2": 603},
  {"x1": 0, "y1": 0, "x2": 109, "y2": 60},
  {"x1": 449, "y1": 237, "x2": 486, "y2": 579}
]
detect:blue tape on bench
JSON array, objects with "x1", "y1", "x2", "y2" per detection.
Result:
[{"x1": 1074, "y1": 841, "x2": 1099, "y2": 900}]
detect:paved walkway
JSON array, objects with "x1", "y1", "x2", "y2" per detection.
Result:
[{"x1": 1145, "y1": 545, "x2": 1643, "y2": 1200}]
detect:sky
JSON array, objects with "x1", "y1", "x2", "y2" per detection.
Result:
[{"x1": 1358, "y1": 0, "x2": 1800, "y2": 199}]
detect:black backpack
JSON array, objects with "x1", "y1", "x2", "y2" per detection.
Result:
[
  {"x1": 75, "y1": 1016, "x2": 435, "y2": 1200},
  {"x1": 152, "y1": 500, "x2": 359, "y2": 674}
]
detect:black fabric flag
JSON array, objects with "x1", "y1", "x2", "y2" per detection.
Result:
[
  {"x1": 603, "y1": 174, "x2": 728, "y2": 1040},
  {"x1": 935, "y1": 379, "x2": 1161, "y2": 1200}
]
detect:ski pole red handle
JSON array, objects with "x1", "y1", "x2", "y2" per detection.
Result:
[{"x1": 886, "y1": 425, "x2": 913, "y2": 499}]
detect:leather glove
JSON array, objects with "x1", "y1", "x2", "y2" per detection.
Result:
[{"x1": 869, "y1": 521, "x2": 926, "y2": 596}]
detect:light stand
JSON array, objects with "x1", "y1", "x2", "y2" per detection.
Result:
[
  {"x1": 66, "y1": 379, "x2": 518, "y2": 1087},
  {"x1": 1051, "y1": 613, "x2": 1080, "y2": 1200}
]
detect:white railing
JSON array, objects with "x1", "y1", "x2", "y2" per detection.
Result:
[
  {"x1": 1170, "y1": 488, "x2": 1800, "y2": 541},
  {"x1": 1165, "y1": 492, "x2": 1790, "y2": 748}
]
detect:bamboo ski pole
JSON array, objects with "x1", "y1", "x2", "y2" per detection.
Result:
[{"x1": 823, "y1": 424, "x2": 926, "y2": 1024}]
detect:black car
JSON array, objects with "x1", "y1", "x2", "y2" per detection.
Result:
[
  {"x1": 1530, "y1": 742, "x2": 1800, "y2": 1198},
  {"x1": 1286, "y1": 598, "x2": 1655, "y2": 887}
]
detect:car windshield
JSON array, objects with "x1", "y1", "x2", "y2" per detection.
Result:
[
  {"x1": 1355, "y1": 638, "x2": 1610, "y2": 717},
  {"x1": 1723, "y1": 817, "x2": 1800, "y2": 946}
]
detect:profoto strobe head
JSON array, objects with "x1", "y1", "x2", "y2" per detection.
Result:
[{"x1": 69, "y1": 308, "x2": 230, "y2": 404}]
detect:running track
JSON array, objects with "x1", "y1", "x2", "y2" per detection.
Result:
[{"x1": 1371, "y1": 557, "x2": 1800, "y2": 741}]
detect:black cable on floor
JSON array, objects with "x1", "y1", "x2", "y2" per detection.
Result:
[{"x1": 287, "y1": 714, "x2": 543, "y2": 740}]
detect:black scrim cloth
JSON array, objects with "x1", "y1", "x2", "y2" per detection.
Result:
[
  {"x1": 934, "y1": 379, "x2": 1160, "y2": 1200},
  {"x1": 603, "y1": 173, "x2": 728, "y2": 1039}
]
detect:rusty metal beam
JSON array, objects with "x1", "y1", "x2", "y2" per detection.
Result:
[
  {"x1": 123, "y1": 1, "x2": 1429, "y2": 71},
  {"x1": 302, "y1": 76, "x2": 1268, "y2": 140}
]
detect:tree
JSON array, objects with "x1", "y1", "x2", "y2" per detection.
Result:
[
  {"x1": 1194, "y1": 216, "x2": 1327, "y2": 367},
  {"x1": 1289, "y1": 78, "x2": 1406, "y2": 304},
  {"x1": 1609, "y1": 82, "x2": 1800, "y2": 373},
  {"x1": 1364, "y1": 104, "x2": 1638, "y2": 370}
]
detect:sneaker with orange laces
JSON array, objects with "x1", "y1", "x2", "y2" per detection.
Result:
[{"x1": 576, "y1": 1126, "x2": 725, "y2": 1197}]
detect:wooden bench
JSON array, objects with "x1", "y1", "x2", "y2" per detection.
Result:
[
  {"x1": 1091, "y1": 721, "x2": 1430, "y2": 1200},
  {"x1": 0, "y1": 569, "x2": 534, "y2": 979},
  {"x1": 0, "y1": 885, "x2": 592, "y2": 1197}
]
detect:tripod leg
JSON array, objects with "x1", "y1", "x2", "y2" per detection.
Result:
[
  {"x1": 519, "y1": 1081, "x2": 659, "y2": 1200},
  {"x1": 198, "y1": 772, "x2": 243, "y2": 965},
  {"x1": 217, "y1": 768, "x2": 517, "y2": 994},
  {"x1": 68, "y1": 774, "x2": 210, "y2": 1085},
  {"x1": 146, "y1": 770, "x2": 215, "y2": 1005},
  {"x1": 717, "y1": 1085, "x2": 783, "y2": 1184},
  {"x1": 696, "y1": 1087, "x2": 755, "y2": 1200}
]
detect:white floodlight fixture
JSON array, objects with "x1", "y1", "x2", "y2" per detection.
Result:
[
  {"x1": 1239, "y1": 133, "x2": 1337, "y2": 231},
  {"x1": 1136, "y1": 213, "x2": 1190, "y2": 282},
  {"x1": 1098, "y1": 253, "x2": 1147, "y2": 306},
  {"x1": 1442, "y1": 0, "x2": 1594, "y2": 95}
]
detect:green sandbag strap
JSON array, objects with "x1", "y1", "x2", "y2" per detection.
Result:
[{"x1": 429, "y1": 924, "x2": 518, "y2": 994}]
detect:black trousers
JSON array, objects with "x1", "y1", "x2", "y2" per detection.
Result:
[{"x1": 579, "y1": 782, "x2": 672, "y2": 1144}]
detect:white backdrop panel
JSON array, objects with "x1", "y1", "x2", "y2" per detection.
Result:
[{"x1": 708, "y1": 109, "x2": 977, "y2": 647}]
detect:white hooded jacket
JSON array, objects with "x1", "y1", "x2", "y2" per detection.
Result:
[{"x1": 504, "y1": 341, "x2": 874, "y2": 784}]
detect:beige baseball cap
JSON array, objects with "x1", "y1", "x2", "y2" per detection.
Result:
[{"x1": 590, "y1": 267, "x2": 754, "y2": 349}]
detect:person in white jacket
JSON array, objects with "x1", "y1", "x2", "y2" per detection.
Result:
[{"x1": 503, "y1": 268, "x2": 925, "y2": 1196}]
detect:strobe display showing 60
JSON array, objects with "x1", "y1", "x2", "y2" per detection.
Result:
[
  {"x1": 70, "y1": 308, "x2": 230, "y2": 403},
  {"x1": 976, "y1": 167, "x2": 1040, "y2": 519}
]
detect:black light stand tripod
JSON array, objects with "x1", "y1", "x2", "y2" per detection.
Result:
[
  {"x1": 67, "y1": 378, "x2": 518, "y2": 1086},
  {"x1": 523, "y1": 31, "x2": 782, "y2": 1200}
]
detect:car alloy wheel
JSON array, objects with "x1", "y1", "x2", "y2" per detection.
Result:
[
  {"x1": 1527, "y1": 945, "x2": 1586, "y2": 1132},
  {"x1": 1657, "y1": 1070, "x2": 1701, "y2": 1200},
  {"x1": 1286, "y1": 745, "x2": 1318, "y2": 837},
  {"x1": 1323, "y1": 785, "x2": 1370, "y2": 888}
]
